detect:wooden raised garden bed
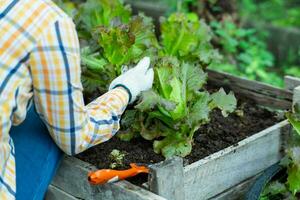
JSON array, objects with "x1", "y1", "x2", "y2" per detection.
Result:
[{"x1": 45, "y1": 70, "x2": 298, "y2": 200}]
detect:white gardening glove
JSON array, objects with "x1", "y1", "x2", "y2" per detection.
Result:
[{"x1": 109, "y1": 57, "x2": 154, "y2": 104}]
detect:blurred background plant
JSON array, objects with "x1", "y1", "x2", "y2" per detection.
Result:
[{"x1": 239, "y1": 0, "x2": 300, "y2": 28}]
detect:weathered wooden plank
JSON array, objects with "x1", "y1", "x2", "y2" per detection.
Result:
[
  {"x1": 293, "y1": 86, "x2": 300, "y2": 107},
  {"x1": 52, "y1": 156, "x2": 166, "y2": 200},
  {"x1": 149, "y1": 157, "x2": 184, "y2": 200},
  {"x1": 210, "y1": 175, "x2": 259, "y2": 200},
  {"x1": 45, "y1": 185, "x2": 78, "y2": 200},
  {"x1": 125, "y1": 0, "x2": 166, "y2": 19},
  {"x1": 264, "y1": 25, "x2": 300, "y2": 66},
  {"x1": 183, "y1": 120, "x2": 290, "y2": 200},
  {"x1": 284, "y1": 76, "x2": 300, "y2": 91},
  {"x1": 207, "y1": 69, "x2": 293, "y2": 110}
]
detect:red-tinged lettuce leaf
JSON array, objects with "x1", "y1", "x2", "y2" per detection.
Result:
[
  {"x1": 97, "y1": 25, "x2": 134, "y2": 69},
  {"x1": 97, "y1": 15, "x2": 159, "y2": 73},
  {"x1": 77, "y1": 0, "x2": 131, "y2": 32},
  {"x1": 210, "y1": 88, "x2": 237, "y2": 117}
]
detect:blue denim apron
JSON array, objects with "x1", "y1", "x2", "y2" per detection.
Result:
[{"x1": 10, "y1": 106, "x2": 62, "y2": 200}]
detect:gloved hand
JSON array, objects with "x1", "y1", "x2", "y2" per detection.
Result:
[{"x1": 109, "y1": 57, "x2": 154, "y2": 104}]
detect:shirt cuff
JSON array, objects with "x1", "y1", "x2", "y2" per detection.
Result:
[
  {"x1": 112, "y1": 84, "x2": 132, "y2": 104},
  {"x1": 111, "y1": 86, "x2": 130, "y2": 105}
]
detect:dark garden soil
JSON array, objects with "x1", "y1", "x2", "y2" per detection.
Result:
[{"x1": 77, "y1": 89, "x2": 282, "y2": 185}]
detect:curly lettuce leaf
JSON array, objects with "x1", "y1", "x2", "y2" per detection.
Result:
[
  {"x1": 188, "y1": 92, "x2": 211, "y2": 128},
  {"x1": 78, "y1": 0, "x2": 131, "y2": 32},
  {"x1": 210, "y1": 88, "x2": 237, "y2": 117},
  {"x1": 97, "y1": 15, "x2": 158, "y2": 73},
  {"x1": 135, "y1": 90, "x2": 176, "y2": 112},
  {"x1": 182, "y1": 62, "x2": 207, "y2": 100},
  {"x1": 153, "y1": 132, "x2": 192, "y2": 158},
  {"x1": 287, "y1": 108, "x2": 300, "y2": 136},
  {"x1": 81, "y1": 47, "x2": 107, "y2": 71},
  {"x1": 160, "y1": 12, "x2": 219, "y2": 65}
]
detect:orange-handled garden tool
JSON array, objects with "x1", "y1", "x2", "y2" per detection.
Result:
[{"x1": 88, "y1": 163, "x2": 149, "y2": 185}]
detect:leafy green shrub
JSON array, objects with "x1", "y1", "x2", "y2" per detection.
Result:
[
  {"x1": 208, "y1": 18, "x2": 284, "y2": 86},
  {"x1": 239, "y1": 0, "x2": 300, "y2": 28}
]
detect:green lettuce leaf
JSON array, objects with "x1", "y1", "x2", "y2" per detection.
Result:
[
  {"x1": 135, "y1": 90, "x2": 176, "y2": 112},
  {"x1": 153, "y1": 132, "x2": 192, "y2": 158},
  {"x1": 286, "y1": 112, "x2": 300, "y2": 136},
  {"x1": 210, "y1": 88, "x2": 237, "y2": 117},
  {"x1": 168, "y1": 77, "x2": 187, "y2": 120},
  {"x1": 188, "y1": 92, "x2": 211, "y2": 128},
  {"x1": 160, "y1": 12, "x2": 218, "y2": 65},
  {"x1": 287, "y1": 164, "x2": 300, "y2": 195},
  {"x1": 155, "y1": 66, "x2": 173, "y2": 99}
]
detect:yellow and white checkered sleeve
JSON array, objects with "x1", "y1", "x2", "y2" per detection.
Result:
[{"x1": 29, "y1": 17, "x2": 129, "y2": 155}]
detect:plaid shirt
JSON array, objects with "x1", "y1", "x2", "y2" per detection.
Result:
[{"x1": 0, "y1": 0, "x2": 129, "y2": 198}]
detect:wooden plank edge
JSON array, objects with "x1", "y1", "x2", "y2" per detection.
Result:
[
  {"x1": 207, "y1": 69, "x2": 293, "y2": 101},
  {"x1": 114, "y1": 181, "x2": 167, "y2": 200},
  {"x1": 184, "y1": 120, "x2": 289, "y2": 172},
  {"x1": 215, "y1": 85, "x2": 291, "y2": 110},
  {"x1": 125, "y1": 0, "x2": 167, "y2": 12},
  {"x1": 148, "y1": 157, "x2": 184, "y2": 200},
  {"x1": 45, "y1": 185, "x2": 78, "y2": 200},
  {"x1": 284, "y1": 76, "x2": 300, "y2": 91},
  {"x1": 293, "y1": 86, "x2": 300, "y2": 107},
  {"x1": 209, "y1": 175, "x2": 259, "y2": 200},
  {"x1": 52, "y1": 156, "x2": 166, "y2": 200}
]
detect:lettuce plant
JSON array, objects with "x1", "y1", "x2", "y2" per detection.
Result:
[
  {"x1": 73, "y1": 0, "x2": 158, "y2": 94},
  {"x1": 56, "y1": 0, "x2": 237, "y2": 158},
  {"x1": 119, "y1": 13, "x2": 237, "y2": 158}
]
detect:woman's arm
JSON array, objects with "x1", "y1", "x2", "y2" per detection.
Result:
[{"x1": 29, "y1": 17, "x2": 129, "y2": 155}]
